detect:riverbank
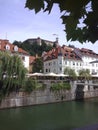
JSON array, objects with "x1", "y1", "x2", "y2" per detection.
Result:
[{"x1": 0, "y1": 80, "x2": 98, "y2": 109}]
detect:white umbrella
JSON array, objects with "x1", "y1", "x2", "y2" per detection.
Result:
[
  {"x1": 45, "y1": 72, "x2": 57, "y2": 76},
  {"x1": 27, "y1": 73, "x2": 44, "y2": 77},
  {"x1": 56, "y1": 73, "x2": 66, "y2": 77}
]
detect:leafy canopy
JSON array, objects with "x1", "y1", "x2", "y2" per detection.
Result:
[
  {"x1": 78, "y1": 69, "x2": 91, "y2": 80},
  {"x1": 25, "y1": 0, "x2": 98, "y2": 43},
  {"x1": 0, "y1": 52, "x2": 27, "y2": 99},
  {"x1": 13, "y1": 40, "x2": 53, "y2": 56}
]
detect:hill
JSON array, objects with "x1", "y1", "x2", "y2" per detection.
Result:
[{"x1": 13, "y1": 40, "x2": 54, "y2": 56}]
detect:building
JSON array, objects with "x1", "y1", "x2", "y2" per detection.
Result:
[
  {"x1": 0, "y1": 39, "x2": 31, "y2": 71},
  {"x1": 23, "y1": 37, "x2": 59, "y2": 46},
  {"x1": 42, "y1": 45, "x2": 98, "y2": 75}
]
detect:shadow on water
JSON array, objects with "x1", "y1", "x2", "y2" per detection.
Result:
[{"x1": 75, "y1": 85, "x2": 84, "y2": 100}]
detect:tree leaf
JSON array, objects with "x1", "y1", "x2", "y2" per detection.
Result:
[
  {"x1": 25, "y1": 0, "x2": 98, "y2": 43},
  {"x1": 25, "y1": 0, "x2": 44, "y2": 13}
]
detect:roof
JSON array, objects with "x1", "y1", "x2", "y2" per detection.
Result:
[
  {"x1": 80, "y1": 48, "x2": 98, "y2": 57},
  {"x1": 0, "y1": 39, "x2": 29, "y2": 55},
  {"x1": 43, "y1": 45, "x2": 98, "y2": 62},
  {"x1": 43, "y1": 46, "x2": 82, "y2": 61}
]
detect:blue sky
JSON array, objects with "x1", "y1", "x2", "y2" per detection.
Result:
[{"x1": 0, "y1": 0, "x2": 98, "y2": 53}]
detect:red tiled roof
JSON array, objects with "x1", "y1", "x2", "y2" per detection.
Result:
[
  {"x1": 43, "y1": 45, "x2": 98, "y2": 62},
  {"x1": 80, "y1": 48, "x2": 98, "y2": 57},
  {"x1": 0, "y1": 39, "x2": 29, "y2": 55},
  {"x1": 43, "y1": 46, "x2": 82, "y2": 61}
]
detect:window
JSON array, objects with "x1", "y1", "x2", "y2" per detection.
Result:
[
  {"x1": 46, "y1": 69, "x2": 48, "y2": 72},
  {"x1": 59, "y1": 67, "x2": 62, "y2": 71},
  {"x1": 14, "y1": 46, "x2": 18, "y2": 51},
  {"x1": 73, "y1": 62, "x2": 75, "y2": 65},
  {"x1": 22, "y1": 56, "x2": 25, "y2": 61},
  {"x1": 65, "y1": 61, "x2": 67, "y2": 65},
  {"x1": 59, "y1": 60, "x2": 62, "y2": 64},
  {"x1": 6, "y1": 44, "x2": 10, "y2": 50}
]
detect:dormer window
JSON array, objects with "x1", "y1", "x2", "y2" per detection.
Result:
[
  {"x1": 22, "y1": 56, "x2": 25, "y2": 61},
  {"x1": 6, "y1": 44, "x2": 10, "y2": 50},
  {"x1": 14, "y1": 46, "x2": 18, "y2": 51}
]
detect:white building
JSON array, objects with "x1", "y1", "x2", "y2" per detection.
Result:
[
  {"x1": 42, "y1": 45, "x2": 98, "y2": 75},
  {"x1": 0, "y1": 39, "x2": 30, "y2": 71}
]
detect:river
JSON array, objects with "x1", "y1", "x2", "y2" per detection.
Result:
[{"x1": 0, "y1": 98, "x2": 98, "y2": 130}]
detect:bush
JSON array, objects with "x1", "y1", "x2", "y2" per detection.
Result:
[
  {"x1": 23, "y1": 78, "x2": 36, "y2": 93},
  {"x1": 50, "y1": 82, "x2": 71, "y2": 91}
]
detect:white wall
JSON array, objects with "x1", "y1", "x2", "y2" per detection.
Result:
[{"x1": 44, "y1": 55, "x2": 98, "y2": 75}]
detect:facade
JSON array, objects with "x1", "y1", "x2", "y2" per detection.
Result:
[
  {"x1": 42, "y1": 45, "x2": 98, "y2": 75},
  {"x1": 0, "y1": 39, "x2": 31, "y2": 71}
]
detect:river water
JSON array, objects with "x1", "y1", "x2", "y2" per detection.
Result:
[{"x1": 0, "y1": 98, "x2": 98, "y2": 130}]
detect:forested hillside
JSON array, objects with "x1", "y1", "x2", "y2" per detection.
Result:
[{"x1": 13, "y1": 40, "x2": 54, "y2": 56}]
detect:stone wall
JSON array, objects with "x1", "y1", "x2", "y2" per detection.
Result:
[
  {"x1": 0, "y1": 89, "x2": 71, "y2": 109},
  {"x1": 0, "y1": 80, "x2": 98, "y2": 109}
]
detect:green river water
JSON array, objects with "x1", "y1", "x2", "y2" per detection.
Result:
[{"x1": 0, "y1": 98, "x2": 98, "y2": 130}]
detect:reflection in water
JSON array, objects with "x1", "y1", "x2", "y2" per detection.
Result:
[{"x1": 0, "y1": 98, "x2": 98, "y2": 130}]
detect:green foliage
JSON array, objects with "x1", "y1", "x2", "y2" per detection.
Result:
[
  {"x1": 33, "y1": 57, "x2": 43, "y2": 73},
  {"x1": 25, "y1": 0, "x2": 98, "y2": 43},
  {"x1": 13, "y1": 40, "x2": 53, "y2": 56},
  {"x1": 35, "y1": 82, "x2": 45, "y2": 90},
  {"x1": 79, "y1": 69, "x2": 91, "y2": 80},
  {"x1": 64, "y1": 82, "x2": 71, "y2": 90},
  {"x1": 25, "y1": 0, "x2": 44, "y2": 13},
  {"x1": 50, "y1": 82, "x2": 71, "y2": 91},
  {"x1": 0, "y1": 52, "x2": 27, "y2": 99},
  {"x1": 23, "y1": 78, "x2": 36, "y2": 93},
  {"x1": 64, "y1": 67, "x2": 77, "y2": 79},
  {"x1": 23, "y1": 78, "x2": 45, "y2": 93}
]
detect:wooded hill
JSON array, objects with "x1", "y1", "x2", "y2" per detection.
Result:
[{"x1": 13, "y1": 40, "x2": 54, "y2": 56}]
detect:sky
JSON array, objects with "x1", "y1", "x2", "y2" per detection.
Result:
[{"x1": 0, "y1": 0, "x2": 98, "y2": 53}]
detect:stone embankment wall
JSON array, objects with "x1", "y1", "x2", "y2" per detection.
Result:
[
  {"x1": 0, "y1": 83, "x2": 72, "y2": 109},
  {"x1": 0, "y1": 80, "x2": 98, "y2": 109}
]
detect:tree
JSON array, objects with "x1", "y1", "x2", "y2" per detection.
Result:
[
  {"x1": 25, "y1": 0, "x2": 98, "y2": 43},
  {"x1": 0, "y1": 52, "x2": 27, "y2": 98},
  {"x1": 33, "y1": 57, "x2": 43, "y2": 73},
  {"x1": 13, "y1": 40, "x2": 53, "y2": 56},
  {"x1": 64, "y1": 67, "x2": 77, "y2": 79},
  {"x1": 13, "y1": 40, "x2": 22, "y2": 47},
  {"x1": 78, "y1": 69, "x2": 91, "y2": 80}
]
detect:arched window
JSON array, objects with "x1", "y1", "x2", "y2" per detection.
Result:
[
  {"x1": 14, "y1": 46, "x2": 18, "y2": 51},
  {"x1": 6, "y1": 44, "x2": 10, "y2": 50}
]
